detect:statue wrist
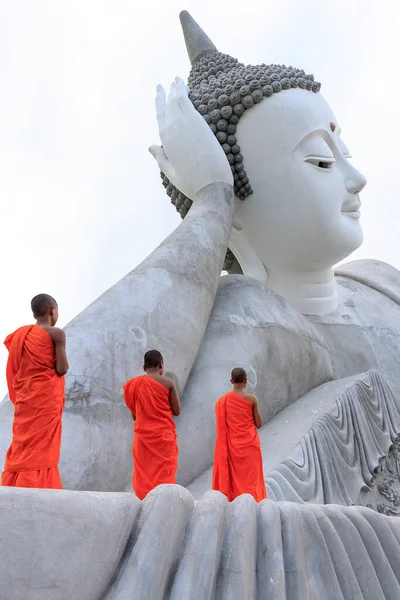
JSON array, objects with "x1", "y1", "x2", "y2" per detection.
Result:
[{"x1": 194, "y1": 181, "x2": 235, "y2": 210}]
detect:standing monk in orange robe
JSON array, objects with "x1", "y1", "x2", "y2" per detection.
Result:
[
  {"x1": 123, "y1": 350, "x2": 181, "y2": 500},
  {"x1": 1, "y1": 294, "x2": 69, "y2": 489},
  {"x1": 212, "y1": 367, "x2": 267, "y2": 502}
]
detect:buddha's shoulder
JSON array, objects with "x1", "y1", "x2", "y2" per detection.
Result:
[
  {"x1": 215, "y1": 274, "x2": 326, "y2": 346},
  {"x1": 335, "y1": 259, "x2": 400, "y2": 306}
]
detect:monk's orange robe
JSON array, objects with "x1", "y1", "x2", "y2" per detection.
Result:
[
  {"x1": 1, "y1": 325, "x2": 65, "y2": 489},
  {"x1": 123, "y1": 375, "x2": 178, "y2": 500},
  {"x1": 212, "y1": 391, "x2": 267, "y2": 502}
]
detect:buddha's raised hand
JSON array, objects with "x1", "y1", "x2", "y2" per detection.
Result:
[{"x1": 149, "y1": 77, "x2": 233, "y2": 200}]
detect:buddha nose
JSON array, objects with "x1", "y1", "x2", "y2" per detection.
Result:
[{"x1": 345, "y1": 166, "x2": 367, "y2": 195}]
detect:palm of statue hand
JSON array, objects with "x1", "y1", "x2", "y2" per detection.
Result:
[{"x1": 149, "y1": 77, "x2": 233, "y2": 201}]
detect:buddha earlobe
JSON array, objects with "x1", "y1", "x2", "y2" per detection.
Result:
[
  {"x1": 228, "y1": 228, "x2": 268, "y2": 284},
  {"x1": 179, "y1": 10, "x2": 218, "y2": 65}
]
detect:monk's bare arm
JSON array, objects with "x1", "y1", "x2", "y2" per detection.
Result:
[
  {"x1": 152, "y1": 374, "x2": 181, "y2": 415},
  {"x1": 250, "y1": 395, "x2": 263, "y2": 429},
  {"x1": 49, "y1": 328, "x2": 69, "y2": 376},
  {"x1": 168, "y1": 381, "x2": 181, "y2": 416},
  {"x1": 122, "y1": 385, "x2": 136, "y2": 420}
]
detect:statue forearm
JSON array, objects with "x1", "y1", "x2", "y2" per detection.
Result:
[
  {"x1": 64, "y1": 182, "x2": 234, "y2": 402},
  {"x1": 142, "y1": 182, "x2": 234, "y2": 300}
]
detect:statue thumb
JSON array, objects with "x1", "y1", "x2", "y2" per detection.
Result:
[
  {"x1": 149, "y1": 145, "x2": 165, "y2": 163},
  {"x1": 148, "y1": 145, "x2": 172, "y2": 181}
]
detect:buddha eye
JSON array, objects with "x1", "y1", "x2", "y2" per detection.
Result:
[
  {"x1": 305, "y1": 157, "x2": 335, "y2": 170},
  {"x1": 317, "y1": 160, "x2": 334, "y2": 169}
]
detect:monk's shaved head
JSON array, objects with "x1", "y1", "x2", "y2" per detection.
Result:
[
  {"x1": 231, "y1": 367, "x2": 247, "y2": 384},
  {"x1": 31, "y1": 294, "x2": 57, "y2": 318},
  {"x1": 144, "y1": 349, "x2": 163, "y2": 369}
]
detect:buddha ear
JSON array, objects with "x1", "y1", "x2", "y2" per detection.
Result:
[{"x1": 228, "y1": 227, "x2": 268, "y2": 284}]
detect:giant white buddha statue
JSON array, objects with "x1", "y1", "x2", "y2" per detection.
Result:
[{"x1": 0, "y1": 11, "x2": 399, "y2": 498}]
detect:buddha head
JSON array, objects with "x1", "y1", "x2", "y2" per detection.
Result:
[{"x1": 161, "y1": 11, "x2": 366, "y2": 286}]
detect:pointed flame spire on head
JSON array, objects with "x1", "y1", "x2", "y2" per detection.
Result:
[{"x1": 179, "y1": 10, "x2": 218, "y2": 65}]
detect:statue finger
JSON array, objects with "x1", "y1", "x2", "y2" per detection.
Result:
[
  {"x1": 175, "y1": 78, "x2": 192, "y2": 115},
  {"x1": 167, "y1": 81, "x2": 176, "y2": 104},
  {"x1": 155, "y1": 85, "x2": 166, "y2": 132},
  {"x1": 148, "y1": 145, "x2": 176, "y2": 184},
  {"x1": 166, "y1": 81, "x2": 183, "y2": 124},
  {"x1": 148, "y1": 144, "x2": 168, "y2": 169},
  {"x1": 175, "y1": 76, "x2": 188, "y2": 93}
]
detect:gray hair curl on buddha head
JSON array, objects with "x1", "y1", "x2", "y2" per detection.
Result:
[{"x1": 160, "y1": 11, "x2": 321, "y2": 272}]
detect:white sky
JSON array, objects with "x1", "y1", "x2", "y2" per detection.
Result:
[{"x1": 1, "y1": 0, "x2": 399, "y2": 397}]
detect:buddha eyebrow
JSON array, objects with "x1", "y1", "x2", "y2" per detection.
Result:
[{"x1": 293, "y1": 128, "x2": 332, "y2": 151}]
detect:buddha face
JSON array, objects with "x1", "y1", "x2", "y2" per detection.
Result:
[{"x1": 233, "y1": 88, "x2": 367, "y2": 271}]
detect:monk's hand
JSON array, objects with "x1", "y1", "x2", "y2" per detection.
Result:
[{"x1": 149, "y1": 77, "x2": 233, "y2": 200}]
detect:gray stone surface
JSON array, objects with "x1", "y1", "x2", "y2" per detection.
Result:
[
  {"x1": 265, "y1": 370, "x2": 400, "y2": 505},
  {"x1": 0, "y1": 487, "x2": 140, "y2": 600},
  {"x1": 179, "y1": 10, "x2": 217, "y2": 66},
  {"x1": 170, "y1": 491, "x2": 228, "y2": 599},
  {"x1": 2, "y1": 484, "x2": 400, "y2": 599},
  {"x1": 313, "y1": 259, "x2": 400, "y2": 397},
  {"x1": 360, "y1": 432, "x2": 400, "y2": 515},
  {"x1": 336, "y1": 258, "x2": 400, "y2": 305},
  {"x1": 103, "y1": 485, "x2": 194, "y2": 600}
]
